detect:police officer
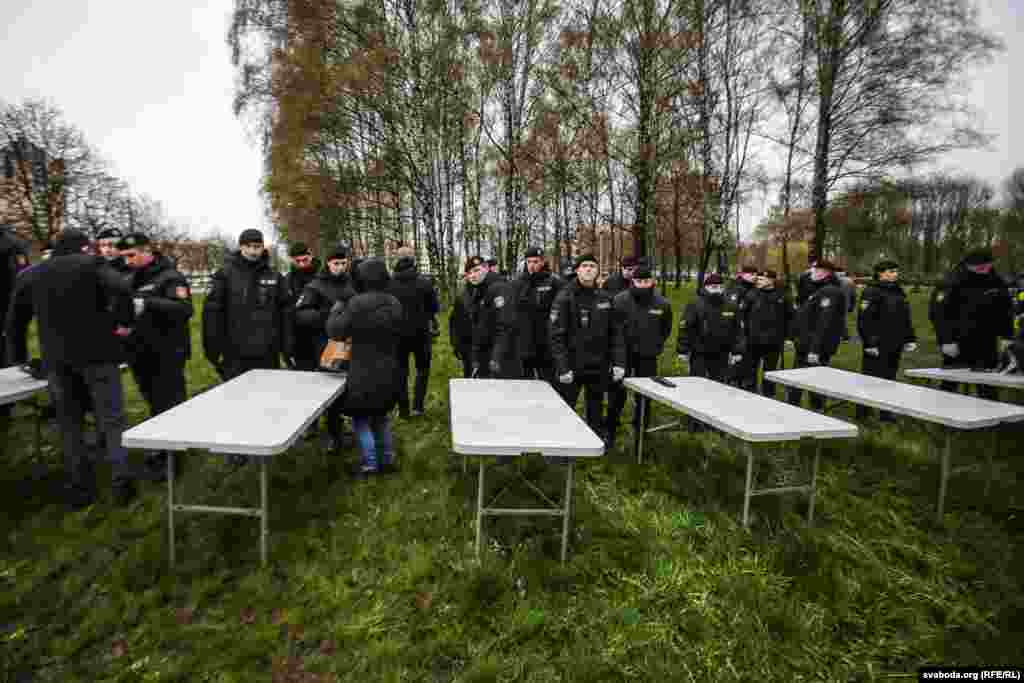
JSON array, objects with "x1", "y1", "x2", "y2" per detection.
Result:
[
  {"x1": 856, "y1": 259, "x2": 917, "y2": 421},
  {"x1": 117, "y1": 233, "x2": 193, "y2": 477},
  {"x1": 449, "y1": 256, "x2": 496, "y2": 378},
  {"x1": 387, "y1": 247, "x2": 440, "y2": 417},
  {"x1": 517, "y1": 246, "x2": 564, "y2": 382},
  {"x1": 787, "y1": 259, "x2": 846, "y2": 409},
  {"x1": 284, "y1": 242, "x2": 321, "y2": 372},
  {"x1": 95, "y1": 228, "x2": 129, "y2": 273},
  {"x1": 6, "y1": 230, "x2": 146, "y2": 507},
  {"x1": 929, "y1": 247, "x2": 1013, "y2": 399},
  {"x1": 606, "y1": 263, "x2": 672, "y2": 450},
  {"x1": 0, "y1": 226, "x2": 27, "y2": 421},
  {"x1": 677, "y1": 273, "x2": 743, "y2": 384},
  {"x1": 294, "y1": 244, "x2": 357, "y2": 450},
  {"x1": 603, "y1": 256, "x2": 639, "y2": 296},
  {"x1": 550, "y1": 253, "x2": 627, "y2": 444},
  {"x1": 724, "y1": 264, "x2": 758, "y2": 387},
  {"x1": 741, "y1": 270, "x2": 792, "y2": 398}
]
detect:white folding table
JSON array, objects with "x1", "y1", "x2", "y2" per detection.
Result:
[
  {"x1": 624, "y1": 377, "x2": 858, "y2": 527},
  {"x1": 123, "y1": 369, "x2": 347, "y2": 567},
  {"x1": 0, "y1": 366, "x2": 50, "y2": 457},
  {"x1": 449, "y1": 379, "x2": 604, "y2": 562},
  {"x1": 766, "y1": 367, "x2": 1024, "y2": 522},
  {"x1": 905, "y1": 367, "x2": 1024, "y2": 394}
]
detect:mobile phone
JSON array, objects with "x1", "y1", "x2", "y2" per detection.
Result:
[{"x1": 651, "y1": 376, "x2": 676, "y2": 388}]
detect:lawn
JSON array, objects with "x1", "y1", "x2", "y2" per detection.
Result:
[{"x1": 1, "y1": 282, "x2": 1022, "y2": 682}]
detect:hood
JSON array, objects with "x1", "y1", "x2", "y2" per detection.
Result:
[
  {"x1": 393, "y1": 256, "x2": 418, "y2": 280},
  {"x1": 358, "y1": 258, "x2": 390, "y2": 292}
]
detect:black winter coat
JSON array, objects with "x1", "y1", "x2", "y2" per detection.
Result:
[
  {"x1": 449, "y1": 272, "x2": 501, "y2": 363},
  {"x1": 295, "y1": 271, "x2": 358, "y2": 356},
  {"x1": 929, "y1": 265, "x2": 1012, "y2": 346},
  {"x1": 515, "y1": 270, "x2": 564, "y2": 359},
  {"x1": 123, "y1": 254, "x2": 193, "y2": 359},
  {"x1": 791, "y1": 276, "x2": 846, "y2": 357},
  {"x1": 613, "y1": 288, "x2": 673, "y2": 360},
  {"x1": 857, "y1": 281, "x2": 916, "y2": 354},
  {"x1": 285, "y1": 259, "x2": 320, "y2": 303},
  {"x1": 677, "y1": 293, "x2": 742, "y2": 356},
  {"x1": 550, "y1": 280, "x2": 627, "y2": 376},
  {"x1": 201, "y1": 251, "x2": 293, "y2": 363},
  {"x1": 6, "y1": 253, "x2": 133, "y2": 367},
  {"x1": 742, "y1": 287, "x2": 792, "y2": 348},
  {"x1": 603, "y1": 272, "x2": 632, "y2": 297},
  {"x1": 387, "y1": 258, "x2": 440, "y2": 338}
]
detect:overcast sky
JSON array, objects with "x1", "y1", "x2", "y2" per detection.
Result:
[{"x1": 1, "y1": 0, "x2": 1018, "y2": 244}]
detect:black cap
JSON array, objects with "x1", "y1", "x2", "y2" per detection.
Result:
[
  {"x1": 525, "y1": 246, "x2": 544, "y2": 259},
  {"x1": 288, "y1": 242, "x2": 310, "y2": 258},
  {"x1": 238, "y1": 228, "x2": 264, "y2": 245},
  {"x1": 873, "y1": 259, "x2": 900, "y2": 274},
  {"x1": 326, "y1": 243, "x2": 351, "y2": 262},
  {"x1": 53, "y1": 229, "x2": 91, "y2": 257},
  {"x1": 96, "y1": 228, "x2": 123, "y2": 241},
  {"x1": 485, "y1": 257, "x2": 498, "y2": 267},
  {"x1": 116, "y1": 232, "x2": 150, "y2": 250},
  {"x1": 575, "y1": 253, "x2": 598, "y2": 269},
  {"x1": 704, "y1": 273, "x2": 724, "y2": 286},
  {"x1": 963, "y1": 248, "x2": 994, "y2": 266},
  {"x1": 633, "y1": 264, "x2": 653, "y2": 279}
]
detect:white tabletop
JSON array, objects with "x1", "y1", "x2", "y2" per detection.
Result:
[
  {"x1": 624, "y1": 377, "x2": 858, "y2": 442},
  {"x1": 905, "y1": 367, "x2": 1024, "y2": 390},
  {"x1": 123, "y1": 369, "x2": 347, "y2": 456},
  {"x1": 766, "y1": 367, "x2": 1024, "y2": 429},
  {"x1": 0, "y1": 366, "x2": 48, "y2": 406},
  {"x1": 450, "y1": 379, "x2": 605, "y2": 457}
]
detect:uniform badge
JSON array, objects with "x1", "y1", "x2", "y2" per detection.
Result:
[
  {"x1": 820, "y1": 298, "x2": 831, "y2": 308},
  {"x1": 723, "y1": 311, "x2": 735, "y2": 317},
  {"x1": 176, "y1": 286, "x2": 189, "y2": 299},
  {"x1": 494, "y1": 296, "x2": 505, "y2": 309}
]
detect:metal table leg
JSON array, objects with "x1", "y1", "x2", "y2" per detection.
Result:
[
  {"x1": 560, "y1": 461, "x2": 574, "y2": 563},
  {"x1": 808, "y1": 441, "x2": 821, "y2": 525},
  {"x1": 475, "y1": 459, "x2": 486, "y2": 561},
  {"x1": 984, "y1": 429, "x2": 997, "y2": 497},
  {"x1": 168, "y1": 452, "x2": 176, "y2": 568},
  {"x1": 636, "y1": 393, "x2": 647, "y2": 464},
  {"x1": 260, "y1": 458, "x2": 268, "y2": 567},
  {"x1": 742, "y1": 442, "x2": 755, "y2": 528},
  {"x1": 937, "y1": 429, "x2": 952, "y2": 523}
]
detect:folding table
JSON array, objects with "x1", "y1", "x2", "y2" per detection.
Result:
[
  {"x1": 123, "y1": 369, "x2": 347, "y2": 567},
  {"x1": 904, "y1": 367, "x2": 1024, "y2": 395},
  {"x1": 624, "y1": 377, "x2": 858, "y2": 527},
  {"x1": 0, "y1": 366, "x2": 49, "y2": 459},
  {"x1": 449, "y1": 379, "x2": 604, "y2": 562}
]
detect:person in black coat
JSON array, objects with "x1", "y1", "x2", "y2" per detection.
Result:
[
  {"x1": 741, "y1": 269, "x2": 793, "y2": 398},
  {"x1": 724, "y1": 264, "x2": 758, "y2": 388},
  {"x1": 284, "y1": 242, "x2": 321, "y2": 371},
  {"x1": 449, "y1": 256, "x2": 503, "y2": 378},
  {"x1": 6, "y1": 230, "x2": 144, "y2": 507},
  {"x1": 606, "y1": 263, "x2": 672, "y2": 450},
  {"x1": 515, "y1": 247, "x2": 564, "y2": 382},
  {"x1": 326, "y1": 258, "x2": 403, "y2": 476},
  {"x1": 550, "y1": 253, "x2": 627, "y2": 443},
  {"x1": 787, "y1": 259, "x2": 847, "y2": 409},
  {"x1": 857, "y1": 259, "x2": 917, "y2": 420},
  {"x1": 602, "y1": 255, "x2": 639, "y2": 297},
  {"x1": 677, "y1": 273, "x2": 743, "y2": 383},
  {"x1": 929, "y1": 247, "x2": 1013, "y2": 399},
  {"x1": 0, "y1": 227, "x2": 25, "y2": 420},
  {"x1": 387, "y1": 251, "x2": 440, "y2": 417}
]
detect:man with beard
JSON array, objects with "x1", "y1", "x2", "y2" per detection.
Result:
[
  {"x1": 516, "y1": 246, "x2": 564, "y2": 382},
  {"x1": 283, "y1": 242, "x2": 321, "y2": 372},
  {"x1": 740, "y1": 270, "x2": 792, "y2": 398},
  {"x1": 929, "y1": 247, "x2": 1013, "y2": 399},
  {"x1": 387, "y1": 246, "x2": 440, "y2": 417},
  {"x1": 295, "y1": 244, "x2": 358, "y2": 451},
  {"x1": 857, "y1": 259, "x2": 917, "y2": 421},
  {"x1": 606, "y1": 263, "x2": 672, "y2": 451},
  {"x1": 787, "y1": 259, "x2": 846, "y2": 410}
]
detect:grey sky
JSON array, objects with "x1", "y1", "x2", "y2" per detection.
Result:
[{"x1": 1, "y1": 0, "x2": 1017, "y2": 245}]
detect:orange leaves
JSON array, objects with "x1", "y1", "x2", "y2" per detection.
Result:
[{"x1": 559, "y1": 29, "x2": 588, "y2": 50}]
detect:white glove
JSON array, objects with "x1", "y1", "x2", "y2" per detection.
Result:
[
  {"x1": 864, "y1": 347, "x2": 880, "y2": 357},
  {"x1": 133, "y1": 297, "x2": 146, "y2": 317},
  {"x1": 677, "y1": 354, "x2": 689, "y2": 364},
  {"x1": 489, "y1": 358, "x2": 500, "y2": 374},
  {"x1": 729, "y1": 354, "x2": 743, "y2": 366},
  {"x1": 999, "y1": 338, "x2": 1012, "y2": 352},
  {"x1": 903, "y1": 342, "x2": 918, "y2": 353},
  {"x1": 558, "y1": 371, "x2": 574, "y2": 384},
  {"x1": 807, "y1": 352, "x2": 820, "y2": 365},
  {"x1": 941, "y1": 343, "x2": 960, "y2": 358},
  {"x1": 611, "y1": 366, "x2": 626, "y2": 383}
]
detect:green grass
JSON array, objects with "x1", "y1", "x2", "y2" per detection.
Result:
[{"x1": 1, "y1": 283, "x2": 1022, "y2": 682}]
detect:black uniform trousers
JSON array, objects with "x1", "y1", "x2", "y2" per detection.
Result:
[
  {"x1": 131, "y1": 351, "x2": 187, "y2": 418},
  {"x1": 557, "y1": 370, "x2": 607, "y2": 435},
  {"x1": 748, "y1": 344, "x2": 784, "y2": 398},
  {"x1": 224, "y1": 354, "x2": 279, "y2": 380},
  {"x1": 396, "y1": 332, "x2": 432, "y2": 415},
  {"x1": 607, "y1": 356, "x2": 658, "y2": 439},
  {"x1": 689, "y1": 351, "x2": 729, "y2": 383},
  {"x1": 786, "y1": 350, "x2": 832, "y2": 410},
  {"x1": 522, "y1": 351, "x2": 556, "y2": 383},
  {"x1": 940, "y1": 339, "x2": 998, "y2": 400},
  {"x1": 859, "y1": 351, "x2": 900, "y2": 420},
  {"x1": 293, "y1": 334, "x2": 319, "y2": 372}
]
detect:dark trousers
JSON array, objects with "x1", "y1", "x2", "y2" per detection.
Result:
[
  {"x1": 557, "y1": 370, "x2": 607, "y2": 435},
  {"x1": 940, "y1": 342, "x2": 998, "y2": 400},
  {"x1": 748, "y1": 344, "x2": 783, "y2": 398},
  {"x1": 787, "y1": 351, "x2": 832, "y2": 410},
  {"x1": 396, "y1": 333, "x2": 432, "y2": 415},
  {"x1": 49, "y1": 362, "x2": 130, "y2": 496},
  {"x1": 293, "y1": 335, "x2": 319, "y2": 372},
  {"x1": 224, "y1": 354, "x2": 279, "y2": 380},
  {"x1": 523, "y1": 353, "x2": 555, "y2": 383},
  {"x1": 690, "y1": 351, "x2": 729, "y2": 383},
  {"x1": 458, "y1": 351, "x2": 474, "y2": 379},
  {"x1": 131, "y1": 352, "x2": 187, "y2": 418},
  {"x1": 858, "y1": 351, "x2": 901, "y2": 420},
  {"x1": 607, "y1": 356, "x2": 658, "y2": 438}
]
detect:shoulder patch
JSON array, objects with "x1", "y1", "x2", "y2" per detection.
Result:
[
  {"x1": 537, "y1": 285, "x2": 551, "y2": 292},
  {"x1": 138, "y1": 284, "x2": 157, "y2": 293},
  {"x1": 175, "y1": 286, "x2": 190, "y2": 299},
  {"x1": 260, "y1": 278, "x2": 277, "y2": 286},
  {"x1": 494, "y1": 295, "x2": 505, "y2": 308}
]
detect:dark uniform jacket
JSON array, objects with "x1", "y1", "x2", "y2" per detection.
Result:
[
  {"x1": 123, "y1": 254, "x2": 193, "y2": 359},
  {"x1": 929, "y1": 264, "x2": 1012, "y2": 348},
  {"x1": 387, "y1": 257, "x2": 440, "y2": 339},
  {"x1": 603, "y1": 272, "x2": 632, "y2": 297},
  {"x1": 857, "y1": 281, "x2": 916, "y2": 354},
  {"x1": 6, "y1": 253, "x2": 132, "y2": 367},
  {"x1": 294, "y1": 270, "x2": 358, "y2": 357},
  {"x1": 612, "y1": 288, "x2": 672, "y2": 360},
  {"x1": 677, "y1": 292, "x2": 743, "y2": 356},
  {"x1": 202, "y1": 251, "x2": 293, "y2": 363},
  {"x1": 449, "y1": 272, "x2": 501, "y2": 363},
  {"x1": 516, "y1": 269, "x2": 563, "y2": 360},
  {"x1": 326, "y1": 262, "x2": 403, "y2": 417},
  {"x1": 796, "y1": 270, "x2": 815, "y2": 306},
  {"x1": 742, "y1": 287, "x2": 793, "y2": 348},
  {"x1": 791, "y1": 275, "x2": 846, "y2": 357},
  {"x1": 550, "y1": 280, "x2": 627, "y2": 377},
  {"x1": 0, "y1": 231, "x2": 23, "y2": 344},
  {"x1": 285, "y1": 258, "x2": 321, "y2": 360},
  {"x1": 724, "y1": 279, "x2": 754, "y2": 311}
]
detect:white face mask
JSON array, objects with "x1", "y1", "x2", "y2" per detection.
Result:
[{"x1": 705, "y1": 285, "x2": 724, "y2": 295}]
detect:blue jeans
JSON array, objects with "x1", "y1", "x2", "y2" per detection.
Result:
[{"x1": 352, "y1": 414, "x2": 394, "y2": 470}]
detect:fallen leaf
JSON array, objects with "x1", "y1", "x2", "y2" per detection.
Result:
[
  {"x1": 287, "y1": 623, "x2": 305, "y2": 641},
  {"x1": 111, "y1": 638, "x2": 128, "y2": 658},
  {"x1": 240, "y1": 607, "x2": 257, "y2": 625},
  {"x1": 319, "y1": 639, "x2": 338, "y2": 656},
  {"x1": 272, "y1": 607, "x2": 289, "y2": 625},
  {"x1": 175, "y1": 607, "x2": 195, "y2": 625},
  {"x1": 415, "y1": 591, "x2": 434, "y2": 611}
]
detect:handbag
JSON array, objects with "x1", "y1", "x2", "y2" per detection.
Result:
[{"x1": 319, "y1": 338, "x2": 351, "y2": 372}]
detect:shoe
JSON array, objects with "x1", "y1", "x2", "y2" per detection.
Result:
[
  {"x1": 322, "y1": 436, "x2": 342, "y2": 454},
  {"x1": 227, "y1": 454, "x2": 250, "y2": 468},
  {"x1": 351, "y1": 464, "x2": 380, "y2": 479},
  {"x1": 66, "y1": 485, "x2": 98, "y2": 510},
  {"x1": 111, "y1": 478, "x2": 138, "y2": 506},
  {"x1": 144, "y1": 451, "x2": 182, "y2": 483}
]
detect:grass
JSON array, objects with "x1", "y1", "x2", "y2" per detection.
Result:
[{"x1": 1, "y1": 282, "x2": 1022, "y2": 682}]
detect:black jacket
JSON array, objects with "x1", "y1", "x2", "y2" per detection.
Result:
[
  {"x1": 724, "y1": 279, "x2": 754, "y2": 311},
  {"x1": 791, "y1": 275, "x2": 846, "y2": 357},
  {"x1": 0, "y1": 230, "x2": 23, "y2": 334},
  {"x1": 929, "y1": 264, "x2": 1012, "y2": 346},
  {"x1": 742, "y1": 287, "x2": 793, "y2": 348},
  {"x1": 550, "y1": 280, "x2": 627, "y2": 376},
  {"x1": 123, "y1": 254, "x2": 193, "y2": 359},
  {"x1": 603, "y1": 272, "x2": 632, "y2": 297},
  {"x1": 326, "y1": 262, "x2": 403, "y2": 417},
  {"x1": 387, "y1": 257, "x2": 439, "y2": 338},
  {"x1": 294, "y1": 270, "x2": 358, "y2": 356},
  {"x1": 449, "y1": 272, "x2": 501, "y2": 362},
  {"x1": 857, "y1": 280, "x2": 916, "y2": 354},
  {"x1": 516, "y1": 269, "x2": 564, "y2": 359},
  {"x1": 796, "y1": 270, "x2": 815, "y2": 306},
  {"x1": 284, "y1": 259, "x2": 320, "y2": 303},
  {"x1": 6, "y1": 253, "x2": 133, "y2": 367},
  {"x1": 678, "y1": 292, "x2": 743, "y2": 356},
  {"x1": 201, "y1": 251, "x2": 293, "y2": 363},
  {"x1": 613, "y1": 288, "x2": 672, "y2": 360}
]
